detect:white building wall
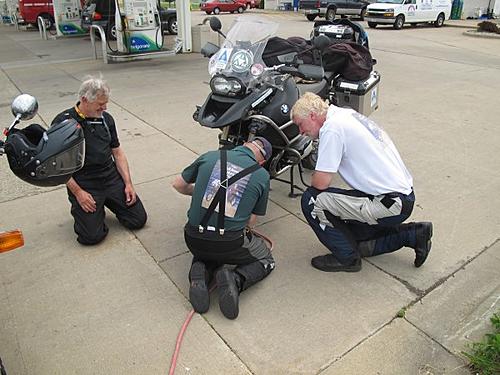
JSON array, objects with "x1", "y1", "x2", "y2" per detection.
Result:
[
  {"x1": 494, "y1": 0, "x2": 500, "y2": 16},
  {"x1": 462, "y1": 0, "x2": 493, "y2": 18},
  {"x1": 264, "y1": 0, "x2": 279, "y2": 9}
]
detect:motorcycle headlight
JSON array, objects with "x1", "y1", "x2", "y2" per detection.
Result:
[{"x1": 210, "y1": 76, "x2": 245, "y2": 97}]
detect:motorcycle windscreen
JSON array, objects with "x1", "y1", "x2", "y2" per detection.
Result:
[{"x1": 208, "y1": 17, "x2": 279, "y2": 90}]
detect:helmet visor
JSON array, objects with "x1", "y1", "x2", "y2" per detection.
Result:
[{"x1": 35, "y1": 140, "x2": 85, "y2": 178}]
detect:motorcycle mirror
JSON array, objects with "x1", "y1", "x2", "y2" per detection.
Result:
[
  {"x1": 209, "y1": 17, "x2": 222, "y2": 32},
  {"x1": 11, "y1": 94, "x2": 38, "y2": 121},
  {"x1": 201, "y1": 42, "x2": 220, "y2": 58},
  {"x1": 312, "y1": 35, "x2": 331, "y2": 51}
]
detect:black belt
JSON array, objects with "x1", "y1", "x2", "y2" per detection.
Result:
[{"x1": 186, "y1": 224, "x2": 244, "y2": 241}]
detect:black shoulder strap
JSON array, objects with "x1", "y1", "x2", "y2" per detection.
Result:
[{"x1": 199, "y1": 150, "x2": 261, "y2": 235}]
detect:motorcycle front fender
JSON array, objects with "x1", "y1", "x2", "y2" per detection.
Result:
[{"x1": 197, "y1": 90, "x2": 270, "y2": 129}]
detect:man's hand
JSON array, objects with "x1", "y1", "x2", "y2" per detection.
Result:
[
  {"x1": 124, "y1": 184, "x2": 137, "y2": 206},
  {"x1": 76, "y1": 190, "x2": 97, "y2": 213},
  {"x1": 247, "y1": 214, "x2": 258, "y2": 229}
]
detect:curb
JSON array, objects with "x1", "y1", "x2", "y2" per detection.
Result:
[
  {"x1": 444, "y1": 23, "x2": 478, "y2": 29},
  {"x1": 463, "y1": 29, "x2": 500, "y2": 38}
]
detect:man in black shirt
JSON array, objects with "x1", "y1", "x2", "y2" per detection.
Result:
[{"x1": 52, "y1": 76, "x2": 147, "y2": 245}]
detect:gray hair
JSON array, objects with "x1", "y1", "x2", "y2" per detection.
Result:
[
  {"x1": 290, "y1": 92, "x2": 328, "y2": 120},
  {"x1": 78, "y1": 75, "x2": 110, "y2": 101}
]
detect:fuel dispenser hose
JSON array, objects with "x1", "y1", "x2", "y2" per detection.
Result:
[{"x1": 168, "y1": 228, "x2": 274, "y2": 375}]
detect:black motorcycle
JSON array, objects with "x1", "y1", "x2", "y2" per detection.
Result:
[{"x1": 193, "y1": 17, "x2": 338, "y2": 195}]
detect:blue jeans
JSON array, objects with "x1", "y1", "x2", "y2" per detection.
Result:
[{"x1": 301, "y1": 187, "x2": 416, "y2": 264}]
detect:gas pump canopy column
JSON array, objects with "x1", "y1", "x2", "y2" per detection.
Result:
[{"x1": 177, "y1": 0, "x2": 192, "y2": 52}]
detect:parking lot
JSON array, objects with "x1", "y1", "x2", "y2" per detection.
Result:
[{"x1": 1, "y1": 10, "x2": 499, "y2": 374}]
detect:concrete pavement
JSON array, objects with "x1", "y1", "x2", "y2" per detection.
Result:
[{"x1": 1, "y1": 12, "x2": 499, "y2": 374}]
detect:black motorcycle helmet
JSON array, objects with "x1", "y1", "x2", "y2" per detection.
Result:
[{"x1": 4, "y1": 118, "x2": 85, "y2": 187}]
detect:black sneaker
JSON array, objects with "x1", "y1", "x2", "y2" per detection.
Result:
[
  {"x1": 216, "y1": 267, "x2": 240, "y2": 320},
  {"x1": 414, "y1": 222, "x2": 433, "y2": 268},
  {"x1": 311, "y1": 254, "x2": 362, "y2": 272},
  {"x1": 189, "y1": 261, "x2": 210, "y2": 313}
]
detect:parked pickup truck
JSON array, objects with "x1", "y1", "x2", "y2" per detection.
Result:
[{"x1": 299, "y1": 0, "x2": 372, "y2": 21}]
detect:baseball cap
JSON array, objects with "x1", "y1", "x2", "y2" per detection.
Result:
[{"x1": 252, "y1": 136, "x2": 273, "y2": 162}]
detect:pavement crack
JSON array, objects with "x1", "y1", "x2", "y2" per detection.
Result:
[
  {"x1": 404, "y1": 317, "x2": 468, "y2": 366},
  {"x1": 157, "y1": 250, "x2": 190, "y2": 264},
  {"x1": 199, "y1": 317, "x2": 256, "y2": 375},
  {"x1": 420, "y1": 237, "x2": 500, "y2": 298},
  {"x1": 0, "y1": 185, "x2": 63, "y2": 204},
  {"x1": 365, "y1": 260, "x2": 424, "y2": 296},
  {"x1": 364, "y1": 237, "x2": 500, "y2": 303},
  {"x1": 316, "y1": 316, "x2": 399, "y2": 374}
]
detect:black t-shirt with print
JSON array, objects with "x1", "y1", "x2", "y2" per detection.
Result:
[{"x1": 51, "y1": 106, "x2": 120, "y2": 187}]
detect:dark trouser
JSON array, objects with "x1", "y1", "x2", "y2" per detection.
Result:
[
  {"x1": 68, "y1": 171, "x2": 147, "y2": 245},
  {"x1": 184, "y1": 224, "x2": 275, "y2": 291},
  {"x1": 301, "y1": 187, "x2": 415, "y2": 264}
]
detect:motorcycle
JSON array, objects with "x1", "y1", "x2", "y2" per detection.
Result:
[
  {"x1": 193, "y1": 16, "x2": 335, "y2": 196},
  {"x1": 0, "y1": 95, "x2": 40, "y2": 254}
]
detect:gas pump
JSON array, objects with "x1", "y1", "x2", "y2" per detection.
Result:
[
  {"x1": 53, "y1": 0, "x2": 86, "y2": 36},
  {"x1": 115, "y1": 0, "x2": 163, "y2": 53}
]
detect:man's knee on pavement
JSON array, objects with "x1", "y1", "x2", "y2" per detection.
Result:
[
  {"x1": 119, "y1": 208, "x2": 147, "y2": 230},
  {"x1": 77, "y1": 231, "x2": 107, "y2": 246}
]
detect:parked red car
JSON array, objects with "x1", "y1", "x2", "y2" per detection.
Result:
[
  {"x1": 201, "y1": 0, "x2": 246, "y2": 14},
  {"x1": 241, "y1": 0, "x2": 261, "y2": 9}
]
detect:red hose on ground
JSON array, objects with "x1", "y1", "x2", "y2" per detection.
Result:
[
  {"x1": 168, "y1": 309, "x2": 195, "y2": 375},
  {"x1": 167, "y1": 229, "x2": 273, "y2": 374}
]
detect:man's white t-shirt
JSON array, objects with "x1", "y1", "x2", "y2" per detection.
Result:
[{"x1": 315, "y1": 105, "x2": 413, "y2": 196}]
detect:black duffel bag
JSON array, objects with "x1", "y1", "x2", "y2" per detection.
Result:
[{"x1": 322, "y1": 41, "x2": 373, "y2": 81}]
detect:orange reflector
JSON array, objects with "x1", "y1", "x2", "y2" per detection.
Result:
[{"x1": 0, "y1": 230, "x2": 24, "y2": 253}]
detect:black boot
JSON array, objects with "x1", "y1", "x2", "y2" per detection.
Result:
[
  {"x1": 413, "y1": 222, "x2": 433, "y2": 267},
  {"x1": 311, "y1": 254, "x2": 362, "y2": 272},
  {"x1": 189, "y1": 261, "x2": 210, "y2": 313},
  {"x1": 215, "y1": 266, "x2": 242, "y2": 320}
]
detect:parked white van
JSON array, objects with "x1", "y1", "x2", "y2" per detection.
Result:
[{"x1": 365, "y1": 0, "x2": 451, "y2": 29}]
